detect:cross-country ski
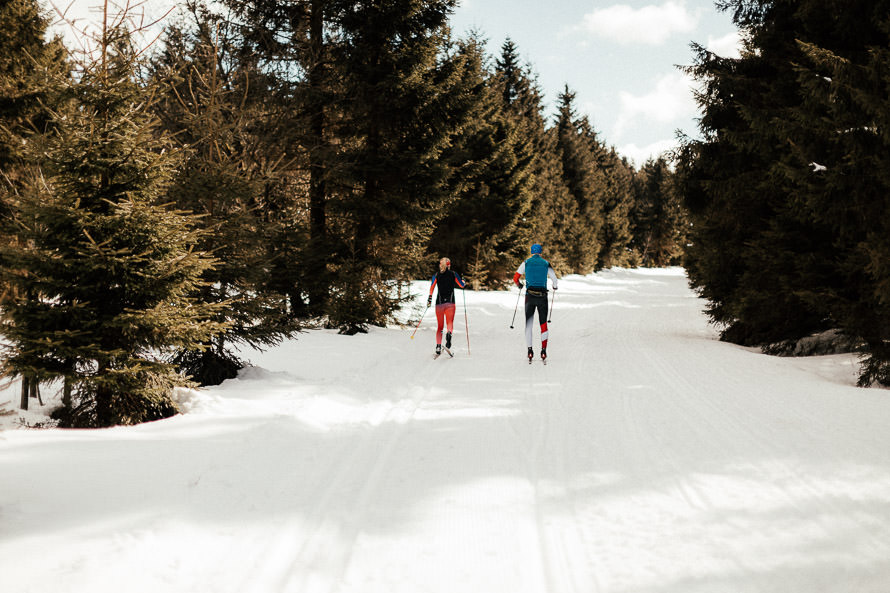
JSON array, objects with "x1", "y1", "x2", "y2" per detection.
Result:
[{"x1": 433, "y1": 347, "x2": 453, "y2": 359}]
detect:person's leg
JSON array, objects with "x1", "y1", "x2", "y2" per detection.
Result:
[
  {"x1": 537, "y1": 299, "x2": 549, "y2": 352},
  {"x1": 435, "y1": 304, "x2": 445, "y2": 345},
  {"x1": 444, "y1": 304, "x2": 456, "y2": 348},
  {"x1": 524, "y1": 298, "x2": 535, "y2": 352}
]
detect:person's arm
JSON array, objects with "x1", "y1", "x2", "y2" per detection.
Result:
[
  {"x1": 513, "y1": 261, "x2": 526, "y2": 288},
  {"x1": 428, "y1": 274, "x2": 437, "y2": 306},
  {"x1": 548, "y1": 265, "x2": 558, "y2": 290},
  {"x1": 454, "y1": 272, "x2": 466, "y2": 289}
]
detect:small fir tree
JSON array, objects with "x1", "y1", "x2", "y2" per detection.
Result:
[
  {"x1": 151, "y1": 8, "x2": 297, "y2": 385},
  {"x1": 0, "y1": 16, "x2": 226, "y2": 426},
  {"x1": 0, "y1": 0, "x2": 69, "y2": 409}
]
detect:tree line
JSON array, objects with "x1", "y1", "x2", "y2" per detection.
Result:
[
  {"x1": 677, "y1": 0, "x2": 890, "y2": 386},
  {"x1": 0, "y1": 0, "x2": 685, "y2": 426}
]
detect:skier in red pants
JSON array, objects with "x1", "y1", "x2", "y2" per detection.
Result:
[{"x1": 428, "y1": 257, "x2": 466, "y2": 356}]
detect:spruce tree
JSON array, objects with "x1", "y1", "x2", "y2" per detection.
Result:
[
  {"x1": 0, "y1": 0, "x2": 67, "y2": 184},
  {"x1": 0, "y1": 0, "x2": 68, "y2": 252},
  {"x1": 528, "y1": 128, "x2": 578, "y2": 276},
  {"x1": 0, "y1": 0, "x2": 69, "y2": 409},
  {"x1": 0, "y1": 16, "x2": 225, "y2": 426},
  {"x1": 496, "y1": 38, "x2": 532, "y2": 114},
  {"x1": 491, "y1": 42, "x2": 575, "y2": 275},
  {"x1": 217, "y1": 0, "x2": 339, "y2": 315},
  {"x1": 150, "y1": 5, "x2": 297, "y2": 385},
  {"x1": 677, "y1": 0, "x2": 829, "y2": 346},
  {"x1": 583, "y1": 124, "x2": 634, "y2": 269},
  {"x1": 631, "y1": 157, "x2": 687, "y2": 267},
  {"x1": 555, "y1": 87, "x2": 603, "y2": 274},
  {"x1": 778, "y1": 1, "x2": 890, "y2": 384},
  {"x1": 430, "y1": 34, "x2": 534, "y2": 286},
  {"x1": 217, "y1": 0, "x2": 471, "y2": 329},
  {"x1": 325, "y1": 0, "x2": 464, "y2": 331},
  {"x1": 679, "y1": 0, "x2": 890, "y2": 374}
]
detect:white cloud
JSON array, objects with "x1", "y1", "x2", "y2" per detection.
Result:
[
  {"x1": 580, "y1": 1, "x2": 700, "y2": 45},
  {"x1": 706, "y1": 31, "x2": 743, "y2": 58},
  {"x1": 618, "y1": 139, "x2": 678, "y2": 167},
  {"x1": 612, "y1": 72, "x2": 697, "y2": 139}
]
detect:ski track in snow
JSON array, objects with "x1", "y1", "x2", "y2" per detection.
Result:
[
  {"x1": 3, "y1": 268, "x2": 890, "y2": 593},
  {"x1": 245, "y1": 352, "x2": 450, "y2": 593}
]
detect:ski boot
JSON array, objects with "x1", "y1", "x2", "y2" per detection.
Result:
[
  {"x1": 527, "y1": 347, "x2": 534, "y2": 364},
  {"x1": 435, "y1": 344, "x2": 442, "y2": 358},
  {"x1": 541, "y1": 348, "x2": 547, "y2": 364}
]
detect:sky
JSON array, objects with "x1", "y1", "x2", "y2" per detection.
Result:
[
  {"x1": 48, "y1": 0, "x2": 743, "y2": 167},
  {"x1": 449, "y1": 0, "x2": 743, "y2": 165}
]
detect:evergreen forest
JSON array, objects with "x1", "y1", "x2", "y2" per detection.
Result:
[
  {"x1": 17, "y1": 0, "x2": 890, "y2": 426},
  {"x1": 677, "y1": 0, "x2": 890, "y2": 387}
]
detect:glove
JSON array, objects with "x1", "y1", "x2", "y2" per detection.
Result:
[
  {"x1": 516, "y1": 281, "x2": 524, "y2": 289},
  {"x1": 427, "y1": 295, "x2": 432, "y2": 307}
]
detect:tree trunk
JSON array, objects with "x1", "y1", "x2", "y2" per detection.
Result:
[
  {"x1": 62, "y1": 377, "x2": 72, "y2": 410},
  {"x1": 96, "y1": 384, "x2": 112, "y2": 427},
  {"x1": 307, "y1": 0, "x2": 328, "y2": 312},
  {"x1": 19, "y1": 376, "x2": 29, "y2": 410},
  {"x1": 31, "y1": 380, "x2": 41, "y2": 405},
  {"x1": 96, "y1": 361, "x2": 112, "y2": 427}
]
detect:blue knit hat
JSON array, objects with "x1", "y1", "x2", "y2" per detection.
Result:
[{"x1": 530, "y1": 243, "x2": 543, "y2": 255}]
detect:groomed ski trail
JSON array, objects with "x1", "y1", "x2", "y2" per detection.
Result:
[{"x1": 3, "y1": 268, "x2": 890, "y2": 593}]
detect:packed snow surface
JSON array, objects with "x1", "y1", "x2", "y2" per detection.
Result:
[{"x1": 2, "y1": 268, "x2": 890, "y2": 593}]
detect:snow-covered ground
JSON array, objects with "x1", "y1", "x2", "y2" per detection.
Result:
[{"x1": 2, "y1": 268, "x2": 890, "y2": 593}]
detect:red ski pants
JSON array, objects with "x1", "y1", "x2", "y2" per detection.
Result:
[{"x1": 435, "y1": 303, "x2": 456, "y2": 344}]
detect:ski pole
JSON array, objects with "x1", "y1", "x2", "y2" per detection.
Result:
[
  {"x1": 548, "y1": 289, "x2": 556, "y2": 323},
  {"x1": 410, "y1": 304, "x2": 430, "y2": 339},
  {"x1": 509, "y1": 287, "x2": 523, "y2": 329},
  {"x1": 463, "y1": 288, "x2": 470, "y2": 355}
]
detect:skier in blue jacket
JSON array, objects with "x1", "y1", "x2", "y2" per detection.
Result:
[{"x1": 513, "y1": 243, "x2": 558, "y2": 362}]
